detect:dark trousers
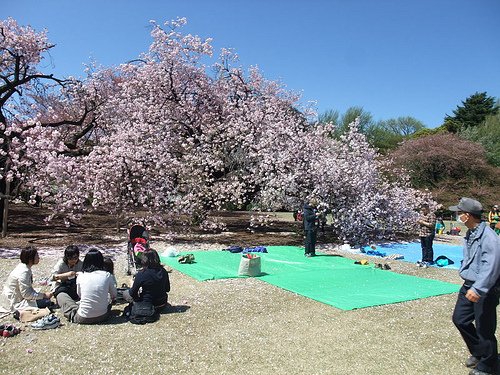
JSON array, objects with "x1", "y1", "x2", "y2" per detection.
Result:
[
  {"x1": 420, "y1": 234, "x2": 434, "y2": 263},
  {"x1": 452, "y1": 284, "x2": 499, "y2": 373},
  {"x1": 304, "y1": 229, "x2": 317, "y2": 255}
]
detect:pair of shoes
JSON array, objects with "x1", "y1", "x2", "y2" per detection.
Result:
[
  {"x1": 354, "y1": 259, "x2": 369, "y2": 265},
  {"x1": 31, "y1": 314, "x2": 60, "y2": 330},
  {"x1": 1, "y1": 323, "x2": 21, "y2": 337},
  {"x1": 421, "y1": 262, "x2": 429, "y2": 269},
  {"x1": 178, "y1": 254, "x2": 195, "y2": 264},
  {"x1": 304, "y1": 253, "x2": 312, "y2": 257},
  {"x1": 466, "y1": 356, "x2": 480, "y2": 368},
  {"x1": 469, "y1": 368, "x2": 494, "y2": 375}
]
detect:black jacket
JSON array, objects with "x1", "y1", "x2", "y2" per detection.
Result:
[
  {"x1": 303, "y1": 204, "x2": 318, "y2": 231},
  {"x1": 130, "y1": 267, "x2": 170, "y2": 306}
]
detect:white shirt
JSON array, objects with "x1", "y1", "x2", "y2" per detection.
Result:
[
  {"x1": 50, "y1": 259, "x2": 83, "y2": 291},
  {"x1": 76, "y1": 270, "x2": 117, "y2": 318}
]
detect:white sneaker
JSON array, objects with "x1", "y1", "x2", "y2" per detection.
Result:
[{"x1": 31, "y1": 314, "x2": 60, "y2": 330}]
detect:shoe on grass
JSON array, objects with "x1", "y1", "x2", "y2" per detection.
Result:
[
  {"x1": 2, "y1": 324, "x2": 20, "y2": 337},
  {"x1": 178, "y1": 254, "x2": 195, "y2": 264},
  {"x1": 31, "y1": 314, "x2": 60, "y2": 330}
]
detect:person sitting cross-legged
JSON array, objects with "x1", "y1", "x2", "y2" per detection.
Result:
[
  {"x1": 57, "y1": 248, "x2": 116, "y2": 324},
  {"x1": 123, "y1": 249, "x2": 170, "y2": 324}
]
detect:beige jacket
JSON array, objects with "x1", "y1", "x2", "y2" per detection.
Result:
[{"x1": 3, "y1": 263, "x2": 44, "y2": 312}]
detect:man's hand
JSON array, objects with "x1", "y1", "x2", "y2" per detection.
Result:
[{"x1": 465, "y1": 289, "x2": 480, "y2": 303}]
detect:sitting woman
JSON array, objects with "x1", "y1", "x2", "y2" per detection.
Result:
[
  {"x1": 50, "y1": 245, "x2": 83, "y2": 301},
  {"x1": 3, "y1": 246, "x2": 53, "y2": 313},
  {"x1": 124, "y1": 249, "x2": 170, "y2": 324},
  {"x1": 57, "y1": 248, "x2": 117, "y2": 324},
  {"x1": 102, "y1": 256, "x2": 117, "y2": 304}
]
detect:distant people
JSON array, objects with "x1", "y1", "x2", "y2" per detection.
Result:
[
  {"x1": 3, "y1": 246, "x2": 53, "y2": 313},
  {"x1": 296, "y1": 210, "x2": 303, "y2": 222},
  {"x1": 57, "y1": 248, "x2": 117, "y2": 324},
  {"x1": 416, "y1": 204, "x2": 436, "y2": 268},
  {"x1": 50, "y1": 245, "x2": 82, "y2": 301},
  {"x1": 317, "y1": 203, "x2": 328, "y2": 235},
  {"x1": 488, "y1": 204, "x2": 500, "y2": 235},
  {"x1": 449, "y1": 197, "x2": 500, "y2": 375},
  {"x1": 435, "y1": 217, "x2": 446, "y2": 235},
  {"x1": 303, "y1": 198, "x2": 319, "y2": 257}
]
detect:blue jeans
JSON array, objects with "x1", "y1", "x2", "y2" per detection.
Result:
[{"x1": 420, "y1": 234, "x2": 434, "y2": 263}]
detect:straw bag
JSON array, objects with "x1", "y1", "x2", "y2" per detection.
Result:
[{"x1": 238, "y1": 255, "x2": 261, "y2": 277}]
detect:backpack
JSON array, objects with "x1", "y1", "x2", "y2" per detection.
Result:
[{"x1": 124, "y1": 301, "x2": 159, "y2": 325}]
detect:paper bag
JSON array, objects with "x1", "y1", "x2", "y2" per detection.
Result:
[{"x1": 238, "y1": 255, "x2": 261, "y2": 277}]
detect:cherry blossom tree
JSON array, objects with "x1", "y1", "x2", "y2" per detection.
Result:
[
  {"x1": 5, "y1": 17, "x2": 434, "y2": 245},
  {"x1": 0, "y1": 18, "x2": 103, "y2": 235}
]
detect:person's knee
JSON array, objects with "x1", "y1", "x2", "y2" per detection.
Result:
[
  {"x1": 56, "y1": 292, "x2": 69, "y2": 306},
  {"x1": 452, "y1": 309, "x2": 464, "y2": 327}
]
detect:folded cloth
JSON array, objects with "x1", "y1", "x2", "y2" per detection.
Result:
[
  {"x1": 242, "y1": 246, "x2": 268, "y2": 254},
  {"x1": 223, "y1": 246, "x2": 243, "y2": 253},
  {"x1": 385, "y1": 253, "x2": 404, "y2": 260},
  {"x1": 366, "y1": 250, "x2": 387, "y2": 257}
]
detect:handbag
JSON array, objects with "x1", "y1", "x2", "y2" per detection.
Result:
[
  {"x1": 238, "y1": 255, "x2": 261, "y2": 277},
  {"x1": 128, "y1": 301, "x2": 158, "y2": 325}
]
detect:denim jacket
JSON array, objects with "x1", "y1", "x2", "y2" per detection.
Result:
[{"x1": 459, "y1": 221, "x2": 500, "y2": 296}]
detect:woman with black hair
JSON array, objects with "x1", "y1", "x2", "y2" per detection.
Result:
[
  {"x1": 3, "y1": 246, "x2": 53, "y2": 313},
  {"x1": 50, "y1": 245, "x2": 82, "y2": 301},
  {"x1": 124, "y1": 249, "x2": 170, "y2": 324},
  {"x1": 57, "y1": 248, "x2": 117, "y2": 324}
]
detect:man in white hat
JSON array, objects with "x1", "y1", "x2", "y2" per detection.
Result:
[{"x1": 450, "y1": 197, "x2": 500, "y2": 375}]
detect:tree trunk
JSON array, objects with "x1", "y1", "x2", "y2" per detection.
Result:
[{"x1": 1, "y1": 178, "x2": 10, "y2": 237}]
